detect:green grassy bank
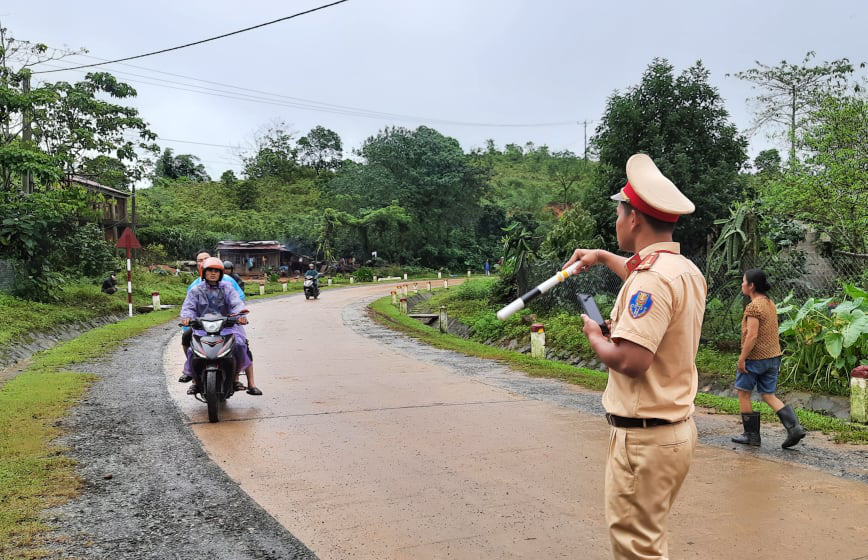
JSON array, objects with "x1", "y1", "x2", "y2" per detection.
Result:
[{"x1": 0, "y1": 309, "x2": 178, "y2": 559}]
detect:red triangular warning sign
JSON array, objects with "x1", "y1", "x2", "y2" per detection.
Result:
[{"x1": 116, "y1": 228, "x2": 142, "y2": 249}]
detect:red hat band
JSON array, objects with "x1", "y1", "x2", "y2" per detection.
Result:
[{"x1": 623, "y1": 182, "x2": 679, "y2": 223}]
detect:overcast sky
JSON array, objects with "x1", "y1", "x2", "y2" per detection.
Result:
[{"x1": 4, "y1": 0, "x2": 866, "y2": 180}]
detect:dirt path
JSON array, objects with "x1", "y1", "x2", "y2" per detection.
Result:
[{"x1": 165, "y1": 284, "x2": 868, "y2": 560}]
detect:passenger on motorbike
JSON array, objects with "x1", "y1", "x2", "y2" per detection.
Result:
[
  {"x1": 223, "y1": 260, "x2": 245, "y2": 293},
  {"x1": 180, "y1": 258, "x2": 262, "y2": 396},
  {"x1": 180, "y1": 252, "x2": 246, "y2": 383}
]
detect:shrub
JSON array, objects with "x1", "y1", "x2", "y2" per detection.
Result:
[
  {"x1": 777, "y1": 283, "x2": 868, "y2": 393},
  {"x1": 452, "y1": 278, "x2": 497, "y2": 301},
  {"x1": 354, "y1": 267, "x2": 373, "y2": 282}
]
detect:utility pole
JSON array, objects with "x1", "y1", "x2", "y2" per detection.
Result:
[
  {"x1": 21, "y1": 73, "x2": 32, "y2": 194},
  {"x1": 579, "y1": 120, "x2": 591, "y2": 161}
]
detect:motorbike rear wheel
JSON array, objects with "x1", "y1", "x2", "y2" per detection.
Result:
[{"x1": 205, "y1": 369, "x2": 219, "y2": 423}]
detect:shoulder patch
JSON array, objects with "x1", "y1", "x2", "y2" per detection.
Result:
[
  {"x1": 635, "y1": 252, "x2": 659, "y2": 271},
  {"x1": 628, "y1": 290, "x2": 653, "y2": 318}
]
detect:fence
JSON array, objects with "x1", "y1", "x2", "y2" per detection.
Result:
[{"x1": 523, "y1": 252, "x2": 867, "y2": 346}]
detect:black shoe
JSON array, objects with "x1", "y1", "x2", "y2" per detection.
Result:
[
  {"x1": 246, "y1": 386, "x2": 263, "y2": 396},
  {"x1": 179, "y1": 374, "x2": 193, "y2": 383},
  {"x1": 186, "y1": 384, "x2": 198, "y2": 395}
]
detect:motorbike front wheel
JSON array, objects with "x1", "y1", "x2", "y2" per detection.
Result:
[{"x1": 205, "y1": 369, "x2": 220, "y2": 423}]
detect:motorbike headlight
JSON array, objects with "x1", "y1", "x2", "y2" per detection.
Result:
[{"x1": 201, "y1": 320, "x2": 222, "y2": 334}]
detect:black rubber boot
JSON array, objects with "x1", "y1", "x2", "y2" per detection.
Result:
[
  {"x1": 732, "y1": 412, "x2": 761, "y2": 446},
  {"x1": 776, "y1": 404, "x2": 806, "y2": 448}
]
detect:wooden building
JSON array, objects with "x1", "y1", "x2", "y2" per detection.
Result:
[
  {"x1": 67, "y1": 175, "x2": 130, "y2": 244},
  {"x1": 216, "y1": 240, "x2": 312, "y2": 276}
]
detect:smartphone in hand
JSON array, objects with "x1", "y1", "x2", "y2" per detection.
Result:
[{"x1": 577, "y1": 293, "x2": 610, "y2": 336}]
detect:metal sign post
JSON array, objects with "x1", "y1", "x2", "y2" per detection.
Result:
[{"x1": 116, "y1": 228, "x2": 142, "y2": 317}]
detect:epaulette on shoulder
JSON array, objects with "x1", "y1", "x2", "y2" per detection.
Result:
[{"x1": 635, "y1": 252, "x2": 660, "y2": 272}]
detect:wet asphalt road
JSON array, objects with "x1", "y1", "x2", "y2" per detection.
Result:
[{"x1": 40, "y1": 283, "x2": 868, "y2": 559}]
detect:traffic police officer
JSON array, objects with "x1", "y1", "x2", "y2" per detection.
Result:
[{"x1": 563, "y1": 153, "x2": 706, "y2": 559}]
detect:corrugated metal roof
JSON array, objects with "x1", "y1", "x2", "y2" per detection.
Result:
[
  {"x1": 216, "y1": 240, "x2": 291, "y2": 251},
  {"x1": 67, "y1": 175, "x2": 131, "y2": 198}
]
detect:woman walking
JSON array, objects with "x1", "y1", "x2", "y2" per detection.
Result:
[{"x1": 732, "y1": 268, "x2": 806, "y2": 448}]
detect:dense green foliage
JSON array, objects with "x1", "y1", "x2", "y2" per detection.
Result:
[
  {"x1": 585, "y1": 59, "x2": 749, "y2": 253},
  {"x1": 777, "y1": 284, "x2": 868, "y2": 393}
]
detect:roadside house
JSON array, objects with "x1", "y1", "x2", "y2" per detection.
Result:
[
  {"x1": 67, "y1": 175, "x2": 130, "y2": 244},
  {"x1": 215, "y1": 240, "x2": 312, "y2": 276}
]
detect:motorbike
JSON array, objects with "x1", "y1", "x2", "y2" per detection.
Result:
[
  {"x1": 303, "y1": 274, "x2": 320, "y2": 300},
  {"x1": 184, "y1": 312, "x2": 246, "y2": 423}
]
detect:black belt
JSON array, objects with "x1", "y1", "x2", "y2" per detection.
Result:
[{"x1": 606, "y1": 414, "x2": 683, "y2": 428}]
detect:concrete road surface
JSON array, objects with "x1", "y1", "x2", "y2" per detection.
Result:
[{"x1": 165, "y1": 283, "x2": 868, "y2": 560}]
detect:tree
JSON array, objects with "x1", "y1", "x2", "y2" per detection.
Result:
[
  {"x1": 242, "y1": 121, "x2": 298, "y2": 181},
  {"x1": 500, "y1": 221, "x2": 538, "y2": 294},
  {"x1": 546, "y1": 150, "x2": 587, "y2": 206},
  {"x1": 766, "y1": 93, "x2": 868, "y2": 254},
  {"x1": 587, "y1": 58, "x2": 748, "y2": 254},
  {"x1": 297, "y1": 126, "x2": 342, "y2": 175},
  {"x1": 539, "y1": 206, "x2": 603, "y2": 262},
  {"x1": 0, "y1": 26, "x2": 75, "y2": 191},
  {"x1": 753, "y1": 149, "x2": 782, "y2": 177},
  {"x1": 38, "y1": 72, "x2": 157, "y2": 182},
  {"x1": 357, "y1": 126, "x2": 490, "y2": 265},
  {"x1": 154, "y1": 147, "x2": 210, "y2": 182},
  {"x1": 731, "y1": 51, "x2": 854, "y2": 162},
  {"x1": 319, "y1": 203, "x2": 411, "y2": 263}
]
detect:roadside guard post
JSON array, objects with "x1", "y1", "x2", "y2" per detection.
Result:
[
  {"x1": 391, "y1": 290, "x2": 397, "y2": 305},
  {"x1": 116, "y1": 228, "x2": 141, "y2": 317},
  {"x1": 400, "y1": 297, "x2": 408, "y2": 314},
  {"x1": 852, "y1": 366, "x2": 868, "y2": 423},
  {"x1": 530, "y1": 323, "x2": 546, "y2": 358},
  {"x1": 439, "y1": 306, "x2": 448, "y2": 333},
  {"x1": 259, "y1": 280, "x2": 265, "y2": 296},
  {"x1": 151, "y1": 292, "x2": 160, "y2": 310}
]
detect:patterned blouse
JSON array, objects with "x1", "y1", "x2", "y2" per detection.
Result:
[{"x1": 741, "y1": 296, "x2": 782, "y2": 360}]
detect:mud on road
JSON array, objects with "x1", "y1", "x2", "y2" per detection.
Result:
[{"x1": 43, "y1": 323, "x2": 316, "y2": 560}]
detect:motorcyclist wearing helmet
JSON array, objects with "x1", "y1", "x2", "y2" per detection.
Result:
[
  {"x1": 187, "y1": 252, "x2": 244, "y2": 299},
  {"x1": 223, "y1": 260, "x2": 245, "y2": 293},
  {"x1": 179, "y1": 252, "x2": 245, "y2": 383},
  {"x1": 304, "y1": 262, "x2": 319, "y2": 286},
  {"x1": 180, "y1": 258, "x2": 262, "y2": 396}
]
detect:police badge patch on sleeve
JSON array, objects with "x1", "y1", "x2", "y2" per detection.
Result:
[{"x1": 628, "y1": 290, "x2": 653, "y2": 318}]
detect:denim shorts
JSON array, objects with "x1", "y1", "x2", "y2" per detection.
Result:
[{"x1": 735, "y1": 356, "x2": 782, "y2": 394}]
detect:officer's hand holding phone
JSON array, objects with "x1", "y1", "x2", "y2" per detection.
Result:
[{"x1": 578, "y1": 293, "x2": 610, "y2": 336}]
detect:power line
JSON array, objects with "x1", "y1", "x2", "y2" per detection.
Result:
[
  {"x1": 32, "y1": 0, "x2": 351, "y2": 74},
  {"x1": 39, "y1": 60, "x2": 579, "y2": 128},
  {"x1": 157, "y1": 138, "x2": 240, "y2": 149}
]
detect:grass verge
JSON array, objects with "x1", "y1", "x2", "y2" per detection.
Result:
[
  {"x1": 370, "y1": 295, "x2": 868, "y2": 445},
  {"x1": 0, "y1": 308, "x2": 179, "y2": 559}
]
